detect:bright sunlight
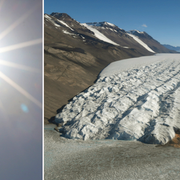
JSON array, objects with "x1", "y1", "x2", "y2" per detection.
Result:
[{"x1": 0, "y1": 0, "x2": 42, "y2": 179}]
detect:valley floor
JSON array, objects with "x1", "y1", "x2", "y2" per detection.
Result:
[
  {"x1": 44, "y1": 130, "x2": 180, "y2": 180},
  {"x1": 44, "y1": 54, "x2": 180, "y2": 179}
]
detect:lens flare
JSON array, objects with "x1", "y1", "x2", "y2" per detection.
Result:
[
  {"x1": 0, "y1": 71, "x2": 41, "y2": 108},
  {"x1": 0, "y1": 38, "x2": 42, "y2": 53},
  {"x1": 0, "y1": 1, "x2": 42, "y2": 178},
  {"x1": 0, "y1": 60, "x2": 40, "y2": 73},
  {"x1": 0, "y1": 4, "x2": 39, "y2": 41},
  {"x1": 0, "y1": 1, "x2": 42, "y2": 110},
  {"x1": 21, "y1": 104, "x2": 29, "y2": 113}
]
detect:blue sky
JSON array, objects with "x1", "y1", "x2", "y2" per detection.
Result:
[{"x1": 44, "y1": 0, "x2": 180, "y2": 46}]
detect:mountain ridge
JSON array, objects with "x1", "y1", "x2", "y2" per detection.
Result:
[
  {"x1": 163, "y1": 44, "x2": 180, "y2": 52},
  {"x1": 44, "y1": 12, "x2": 175, "y2": 124}
]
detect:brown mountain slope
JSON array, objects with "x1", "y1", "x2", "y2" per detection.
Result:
[
  {"x1": 128, "y1": 30, "x2": 176, "y2": 53},
  {"x1": 44, "y1": 13, "x2": 156, "y2": 124}
]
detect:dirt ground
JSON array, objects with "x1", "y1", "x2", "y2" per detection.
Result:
[{"x1": 44, "y1": 129, "x2": 180, "y2": 180}]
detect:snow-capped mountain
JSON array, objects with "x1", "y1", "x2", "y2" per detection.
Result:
[
  {"x1": 128, "y1": 30, "x2": 176, "y2": 53},
  {"x1": 44, "y1": 12, "x2": 175, "y2": 123},
  {"x1": 80, "y1": 21, "x2": 174, "y2": 54},
  {"x1": 81, "y1": 22, "x2": 156, "y2": 53},
  {"x1": 127, "y1": 30, "x2": 155, "y2": 53},
  {"x1": 44, "y1": 13, "x2": 173, "y2": 54},
  {"x1": 163, "y1": 44, "x2": 180, "y2": 52}
]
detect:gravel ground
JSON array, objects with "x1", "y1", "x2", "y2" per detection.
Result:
[{"x1": 44, "y1": 129, "x2": 180, "y2": 180}]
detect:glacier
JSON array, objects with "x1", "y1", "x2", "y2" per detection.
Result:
[{"x1": 55, "y1": 54, "x2": 180, "y2": 144}]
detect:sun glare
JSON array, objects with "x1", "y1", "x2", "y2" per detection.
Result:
[
  {"x1": 0, "y1": 60, "x2": 40, "y2": 73},
  {"x1": 0, "y1": 38, "x2": 42, "y2": 53},
  {"x1": 0, "y1": 71, "x2": 41, "y2": 108},
  {"x1": 0, "y1": 3, "x2": 39, "y2": 41},
  {"x1": 0, "y1": 0, "x2": 42, "y2": 178},
  {"x1": 0, "y1": 1, "x2": 42, "y2": 109}
]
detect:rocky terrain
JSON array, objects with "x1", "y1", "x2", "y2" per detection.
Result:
[{"x1": 44, "y1": 129, "x2": 180, "y2": 180}]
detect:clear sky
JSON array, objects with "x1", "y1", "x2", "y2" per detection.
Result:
[
  {"x1": 44, "y1": 0, "x2": 180, "y2": 46},
  {"x1": 0, "y1": 0, "x2": 42, "y2": 179}
]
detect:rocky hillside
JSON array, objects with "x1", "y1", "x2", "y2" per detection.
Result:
[
  {"x1": 44, "y1": 12, "x2": 174, "y2": 124},
  {"x1": 128, "y1": 30, "x2": 176, "y2": 53}
]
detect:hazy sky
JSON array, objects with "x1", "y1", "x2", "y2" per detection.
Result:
[
  {"x1": 44, "y1": 0, "x2": 180, "y2": 46},
  {"x1": 0, "y1": 0, "x2": 42, "y2": 179}
]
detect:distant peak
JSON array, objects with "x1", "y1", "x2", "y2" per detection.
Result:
[
  {"x1": 51, "y1": 12, "x2": 69, "y2": 17},
  {"x1": 128, "y1": 30, "x2": 145, "y2": 34},
  {"x1": 86, "y1": 21, "x2": 116, "y2": 27},
  {"x1": 50, "y1": 12, "x2": 73, "y2": 20},
  {"x1": 128, "y1": 30, "x2": 154, "y2": 41},
  {"x1": 104, "y1": 22, "x2": 115, "y2": 27}
]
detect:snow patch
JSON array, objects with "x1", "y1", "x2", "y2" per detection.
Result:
[
  {"x1": 82, "y1": 23, "x2": 119, "y2": 46},
  {"x1": 62, "y1": 30, "x2": 75, "y2": 36},
  {"x1": 57, "y1": 19, "x2": 74, "y2": 31},
  {"x1": 44, "y1": 14, "x2": 61, "y2": 28},
  {"x1": 130, "y1": 30, "x2": 145, "y2": 34},
  {"x1": 127, "y1": 33, "x2": 155, "y2": 53},
  {"x1": 86, "y1": 22, "x2": 115, "y2": 27},
  {"x1": 105, "y1": 22, "x2": 115, "y2": 27},
  {"x1": 44, "y1": 14, "x2": 51, "y2": 20}
]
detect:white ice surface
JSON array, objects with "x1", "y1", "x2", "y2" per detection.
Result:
[
  {"x1": 82, "y1": 23, "x2": 119, "y2": 46},
  {"x1": 127, "y1": 33, "x2": 155, "y2": 53},
  {"x1": 100, "y1": 54, "x2": 172, "y2": 77},
  {"x1": 55, "y1": 54, "x2": 180, "y2": 144}
]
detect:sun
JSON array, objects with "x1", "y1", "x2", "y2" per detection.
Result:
[
  {"x1": 0, "y1": 0, "x2": 42, "y2": 178},
  {"x1": 0, "y1": 0, "x2": 42, "y2": 109}
]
